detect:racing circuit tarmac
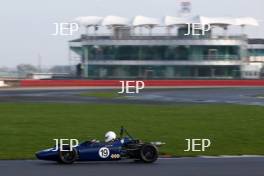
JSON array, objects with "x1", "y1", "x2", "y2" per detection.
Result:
[
  {"x1": 0, "y1": 87, "x2": 264, "y2": 106},
  {"x1": 1, "y1": 157, "x2": 264, "y2": 176}
]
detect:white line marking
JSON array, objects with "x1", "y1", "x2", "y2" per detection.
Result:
[{"x1": 159, "y1": 155, "x2": 264, "y2": 159}]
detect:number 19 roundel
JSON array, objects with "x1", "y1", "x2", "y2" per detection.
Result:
[{"x1": 98, "y1": 147, "x2": 110, "y2": 158}]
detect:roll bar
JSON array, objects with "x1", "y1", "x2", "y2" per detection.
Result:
[{"x1": 120, "y1": 126, "x2": 134, "y2": 140}]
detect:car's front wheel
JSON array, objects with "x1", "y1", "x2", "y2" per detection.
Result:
[
  {"x1": 58, "y1": 146, "x2": 77, "y2": 164},
  {"x1": 139, "y1": 144, "x2": 158, "y2": 163}
]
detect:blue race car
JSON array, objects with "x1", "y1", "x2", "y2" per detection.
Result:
[{"x1": 36, "y1": 127, "x2": 165, "y2": 164}]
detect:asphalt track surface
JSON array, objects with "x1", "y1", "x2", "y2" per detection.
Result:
[
  {"x1": 0, "y1": 87, "x2": 264, "y2": 106},
  {"x1": 0, "y1": 157, "x2": 264, "y2": 176}
]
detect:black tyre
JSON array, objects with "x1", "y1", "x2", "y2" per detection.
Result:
[
  {"x1": 139, "y1": 144, "x2": 158, "y2": 163},
  {"x1": 58, "y1": 146, "x2": 77, "y2": 164}
]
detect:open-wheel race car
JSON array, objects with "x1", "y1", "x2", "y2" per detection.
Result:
[{"x1": 36, "y1": 127, "x2": 165, "y2": 164}]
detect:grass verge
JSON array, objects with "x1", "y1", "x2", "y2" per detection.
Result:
[
  {"x1": 79, "y1": 91, "x2": 124, "y2": 99},
  {"x1": 0, "y1": 103, "x2": 263, "y2": 159},
  {"x1": 255, "y1": 94, "x2": 264, "y2": 99}
]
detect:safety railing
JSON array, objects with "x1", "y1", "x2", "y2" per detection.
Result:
[{"x1": 79, "y1": 34, "x2": 246, "y2": 41}]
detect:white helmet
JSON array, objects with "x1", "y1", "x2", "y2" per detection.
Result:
[{"x1": 105, "y1": 131, "x2": 117, "y2": 142}]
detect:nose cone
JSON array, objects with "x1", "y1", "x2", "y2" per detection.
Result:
[
  {"x1": 35, "y1": 151, "x2": 42, "y2": 160},
  {"x1": 36, "y1": 148, "x2": 59, "y2": 161}
]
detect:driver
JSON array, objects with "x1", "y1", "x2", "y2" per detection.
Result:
[{"x1": 105, "y1": 131, "x2": 117, "y2": 143}]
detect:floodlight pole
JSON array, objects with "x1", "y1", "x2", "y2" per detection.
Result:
[
  {"x1": 167, "y1": 26, "x2": 172, "y2": 36},
  {"x1": 241, "y1": 25, "x2": 245, "y2": 35},
  {"x1": 85, "y1": 26, "x2": 89, "y2": 35},
  {"x1": 83, "y1": 47, "x2": 89, "y2": 78}
]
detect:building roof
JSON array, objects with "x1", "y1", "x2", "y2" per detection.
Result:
[
  {"x1": 164, "y1": 16, "x2": 259, "y2": 27},
  {"x1": 132, "y1": 16, "x2": 160, "y2": 27},
  {"x1": 164, "y1": 16, "x2": 196, "y2": 26},
  {"x1": 73, "y1": 15, "x2": 259, "y2": 28},
  {"x1": 199, "y1": 16, "x2": 236, "y2": 26},
  {"x1": 235, "y1": 17, "x2": 259, "y2": 26},
  {"x1": 74, "y1": 16, "x2": 103, "y2": 27},
  {"x1": 101, "y1": 16, "x2": 130, "y2": 26}
]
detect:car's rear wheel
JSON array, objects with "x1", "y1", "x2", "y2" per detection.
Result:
[
  {"x1": 58, "y1": 146, "x2": 77, "y2": 164},
  {"x1": 139, "y1": 144, "x2": 158, "y2": 163}
]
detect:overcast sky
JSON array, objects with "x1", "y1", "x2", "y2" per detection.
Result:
[{"x1": 0, "y1": 0, "x2": 263, "y2": 67}]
